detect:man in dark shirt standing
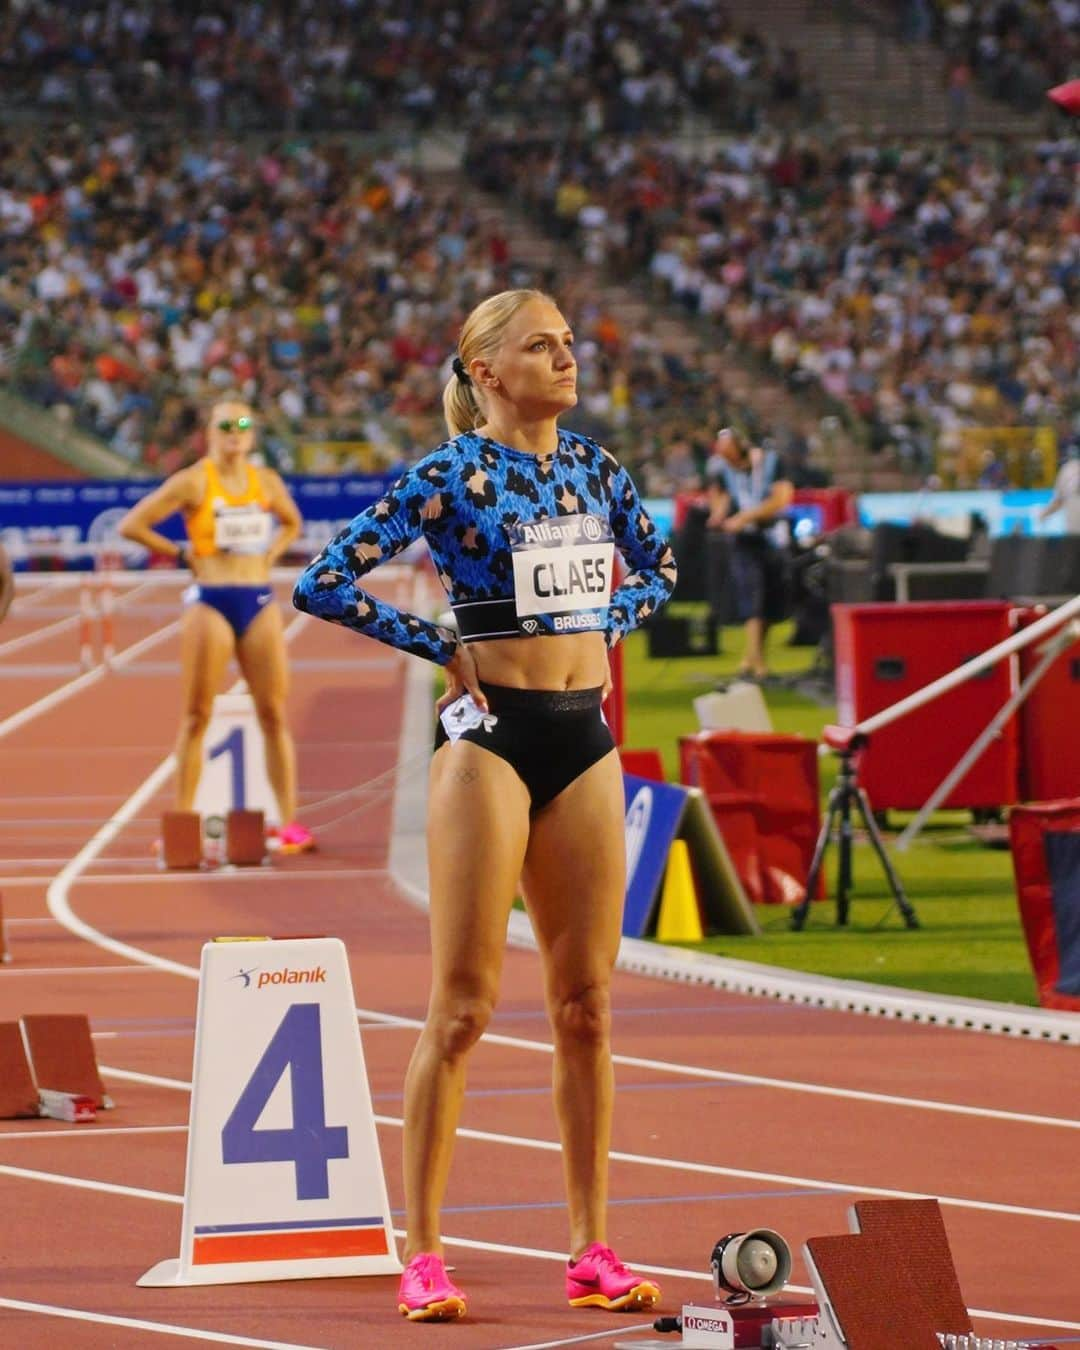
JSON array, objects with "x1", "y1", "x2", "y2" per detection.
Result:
[{"x1": 705, "y1": 427, "x2": 794, "y2": 681}]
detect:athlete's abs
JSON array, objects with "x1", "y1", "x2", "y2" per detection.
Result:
[
  {"x1": 190, "y1": 550, "x2": 272, "y2": 586},
  {"x1": 468, "y1": 631, "x2": 608, "y2": 691}
]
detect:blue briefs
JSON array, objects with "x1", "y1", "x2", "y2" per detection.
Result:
[{"x1": 188, "y1": 584, "x2": 274, "y2": 638}]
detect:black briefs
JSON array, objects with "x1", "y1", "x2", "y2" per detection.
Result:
[{"x1": 433, "y1": 682, "x2": 615, "y2": 810}]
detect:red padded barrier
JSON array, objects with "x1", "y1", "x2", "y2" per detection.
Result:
[
  {"x1": 619, "y1": 747, "x2": 665, "y2": 782},
  {"x1": 679, "y1": 733, "x2": 822, "y2": 904},
  {"x1": 1008, "y1": 799, "x2": 1080, "y2": 1012}
]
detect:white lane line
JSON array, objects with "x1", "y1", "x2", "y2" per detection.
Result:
[
  {"x1": 0, "y1": 964, "x2": 160, "y2": 976},
  {"x1": 327, "y1": 1004, "x2": 1080, "y2": 1134},
  {"x1": 66, "y1": 867, "x2": 388, "y2": 885},
  {"x1": 4, "y1": 1163, "x2": 1080, "y2": 1336},
  {"x1": 44, "y1": 614, "x2": 313, "y2": 980},
  {"x1": 0, "y1": 578, "x2": 160, "y2": 659},
  {"x1": 0, "y1": 610, "x2": 81, "y2": 655},
  {"x1": 0, "y1": 617, "x2": 181, "y2": 740},
  {"x1": 95, "y1": 1064, "x2": 1079, "y2": 1227},
  {"x1": 0, "y1": 1298, "x2": 332, "y2": 1350},
  {"x1": 0, "y1": 1160, "x2": 179, "y2": 1204},
  {"x1": 0, "y1": 1125, "x2": 187, "y2": 1141},
  {"x1": 502, "y1": 1325, "x2": 655, "y2": 1350}
]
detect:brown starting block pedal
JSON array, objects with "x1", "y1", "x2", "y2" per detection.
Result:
[
  {"x1": 0, "y1": 1022, "x2": 40, "y2": 1118},
  {"x1": 0, "y1": 890, "x2": 10, "y2": 963},
  {"x1": 20, "y1": 1013, "x2": 112, "y2": 1110},
  {"x1": 226, "y1": 809, "x2": 267, "y2": 866},
  {"x1": 850, "y1": 1199, "x2": 972, "y2": 1338},
  {"x1": 161, "y1": 810, "x2": 204, "y2": 869},
  {"x1": 806, "y1": 1231, "x2": 944, "y2": 1349}
]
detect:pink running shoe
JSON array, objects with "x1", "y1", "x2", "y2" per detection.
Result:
[
  {"x1": 566, "y1": 1243, "x2": 661, "y2": 1312},
  {"x1": 398, "y1": 1252, "x2": 467, "y2": 1321},
  {"x1": 275, "y1": 821, "x2": 315, "y2": 855}
]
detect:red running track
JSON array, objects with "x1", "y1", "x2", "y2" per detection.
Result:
[{"x1": 0, "y1": 568, "x2": 1078, "y2": 1350}]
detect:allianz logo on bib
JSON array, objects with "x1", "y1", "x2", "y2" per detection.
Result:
[
  {"x1": 250, "y1": 966, "x2": 327, "y2": 989},
  {"x1": 520, "y1": 514, "x2": 604, "y2": 545}
]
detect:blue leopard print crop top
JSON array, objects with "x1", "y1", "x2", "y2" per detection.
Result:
[{"x1": 292, "y1": 429, "x2": 677, "y2": 665}]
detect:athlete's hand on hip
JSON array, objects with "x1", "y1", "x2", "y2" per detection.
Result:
[{"x1": 437, "y1": 644, "x2": 488, "y2": 714}]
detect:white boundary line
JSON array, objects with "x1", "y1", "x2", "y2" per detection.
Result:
[
  {"x1": 91, "y1": 1063, "x2": 1078, "y2": 1227},
  {"x1": 0, "y1": 1298, "x2": 331, "y2": 1350},
  {"x1": 0, "y1": 616, "x2": 181, "y2": 741},
  {"x1": 2, "y1": 1161, "x2": 1078, "y2": 1338},
  {"x1": 388, "y1": 638, "x2": 1080, "y2": 1044},
  {"x1": 22, "y1": 592, "x2": 1079, "y2": 1343}
]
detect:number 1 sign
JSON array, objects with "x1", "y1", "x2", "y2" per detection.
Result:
[
  {"x1": 194, "y1": 691, "x2": 280, "y2": 828},
  {"x1": 139, "y1": 937, "x2": 400, "y2": 1287}
]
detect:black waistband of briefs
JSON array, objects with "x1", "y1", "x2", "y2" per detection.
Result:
[{"x1": 479, "y1": 682, "x2": 603, "y2": 715}]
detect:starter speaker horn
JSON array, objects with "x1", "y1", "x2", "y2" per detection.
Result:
[{"x1": 711, "y1": 1228, "x2": 792, "y2": 1301}]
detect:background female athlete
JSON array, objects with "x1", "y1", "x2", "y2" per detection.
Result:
[
  {"x1": 295, "y1": 289, "x2": 677, "y2": 1320},
  {"x1": 119, "y1": 398, "x2": 312, "y2": 853}
]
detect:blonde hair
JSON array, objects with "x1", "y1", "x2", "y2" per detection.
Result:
[{"x1": 442, "y1": 288, "x2": 557, "y2": 437}]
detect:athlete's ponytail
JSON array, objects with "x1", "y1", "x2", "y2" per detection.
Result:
[
  {"x1": 443, "y1": 288, "x2": 557, "y2": 438},
  {"x1": 442, "y1": 366, "x2": 481, "y2": 438}
]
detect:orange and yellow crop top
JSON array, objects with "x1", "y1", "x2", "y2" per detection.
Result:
[{"x1": 186, "y1": 458, "x2": 274, "y2": 558}]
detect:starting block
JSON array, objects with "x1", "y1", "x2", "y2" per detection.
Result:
[
  {"x1": 0, "y1": 1022, "x2": 40, "y2": 1118},
  {"x1": 0, "y1": 1014, "x2": 111, "y2": 1122},
  {"x1": 139, "y1": 935, "x2": 399, "y2": 1287},
  {"x1": 0, "y1": 891, "x2": 10, "y2": 963},
  {"x1": 21, "y1": 1013, "x2": 112, "y2": 1110},
  {"x1": 225, "y1": 809, "x2": 267, "y2": 866},
  {"x1": 619, "y1": 1200, "x2": 1052, "y2": 1350},
  {"x1": 161, "y1": 810, "x2": 269, "y2": 869},
  {"x1": 161, "y1": 811, "x2": 204, "y2": 869}
]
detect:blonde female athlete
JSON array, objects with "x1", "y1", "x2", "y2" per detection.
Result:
[
  {"x1": 295, "y1": 290, "x2": 677, "y2": 1320},
  {"x1": 119, "y1": 398, "x2": 313, "y2": 853}
]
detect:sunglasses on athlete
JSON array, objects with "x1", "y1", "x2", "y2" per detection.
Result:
[{"x1": 216, "y1": 417, "x2": 253, "y2": 432}]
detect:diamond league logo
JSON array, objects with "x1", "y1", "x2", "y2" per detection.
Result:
[{"x1": 521, "y1": 618, "x2": 539, "y2": 633}]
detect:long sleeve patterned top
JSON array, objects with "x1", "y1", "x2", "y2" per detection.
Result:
[{"x1": 292, "y1": 429, "x2": 677, "y2": 665}]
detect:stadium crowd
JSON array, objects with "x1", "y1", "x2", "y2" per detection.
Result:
[
  {"x1": 901, "y1": 0, "x2": 1080, "y2": 114},
  {"x1": 1, "y1": 127, "x2": 781, "y2": 493},
  {"x1": 466, "y1": 127, "x2": 1080, "y2": 476},
  {"x1": 2, "y1": 0, "x2": 814, "y2": 138},
  {"x1": 2, "y1": 2, "x2": 1076, "y2": 489}
]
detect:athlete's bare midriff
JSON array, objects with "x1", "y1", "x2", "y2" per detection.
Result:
[
  {"x1": 467, "y1": 631, "x2": 608, "y2": 691},
  {"x1": 189, "y1": 551, "x2": 272, "y2": 586}
]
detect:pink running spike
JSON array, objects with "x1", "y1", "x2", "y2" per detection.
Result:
[
  {"x1": 276, "y1": 821, "x2": 315, "y2": 854},
  {"x1": 566, "y1": 1242, "x2": 661, "y2": 1311},
  {"x1": 398, "y1": 1252, "x2": 467, "y2": 1321}
]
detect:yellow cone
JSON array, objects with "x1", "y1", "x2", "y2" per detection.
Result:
[{"x1": 655, "y1": 838, "x2": 704, "y2": 942}]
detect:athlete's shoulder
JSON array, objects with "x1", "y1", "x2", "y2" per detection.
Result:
[
  {"x1": 560, "y1": 428, "x2": 620, "y2": 470},
  {"x1": 396, "y1": 438, "x2": 462, "y2": 484}
]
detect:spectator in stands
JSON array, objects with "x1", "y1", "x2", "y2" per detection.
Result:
[
  {"x1": 1040, "y1": 444, "x2": 1080, "y2": 532},
  {"x1": 705, "y1": 426, "x2": 794, "y2": 681}
]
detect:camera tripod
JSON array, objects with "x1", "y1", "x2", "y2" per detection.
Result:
[{"x1": 790, "y1": 726, "x2": 919, "y2": 931}]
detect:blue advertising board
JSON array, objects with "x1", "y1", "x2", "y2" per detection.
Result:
[
  {"x1": 858, "y1": 489, "x2": 1060, "y2": 538},
  {"x1": 622, "y1": 773, "x2": 691, "y2": 938},
  {"x1": 0, "y1": 474, "x2": 399, "y2": 568}
]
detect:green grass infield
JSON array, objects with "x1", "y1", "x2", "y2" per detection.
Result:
[{"x1": 622, "y1": 611, "x2": 1040, "y2": 1008}]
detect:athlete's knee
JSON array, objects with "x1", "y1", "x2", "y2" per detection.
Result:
[
  {"x1": 178, "y1": 703, "x2": 213, "y2": 741},
  {"x1": 549, "y1": 981, "x2": 611, "y2": 1050},
  {"x1": 428, "y1": 993, "x2": 495, "y2": 1061},
  {"x1": 252, "y1": 698, "x2": 287, "y2": 737}
]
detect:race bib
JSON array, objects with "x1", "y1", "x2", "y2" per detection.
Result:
[
  {"x1": 509, "y1": 514, "x2": 613, "y2": 636},
  {"x1": 213, "y1": 503, "x2": 273, "y2": 554}
]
